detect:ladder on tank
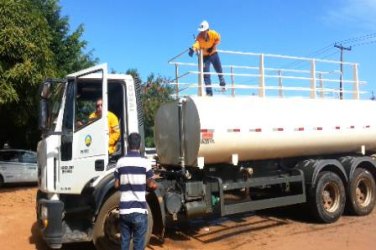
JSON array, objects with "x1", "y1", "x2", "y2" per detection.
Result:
[{"x1": 167, "y1": 49, "x2": 367, "y2": 99}]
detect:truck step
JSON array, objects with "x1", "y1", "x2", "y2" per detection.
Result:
[
  {"x1": 207, "y1": 169, "x2": 306, "y2": 217},
  {"x1": 222, "y1": 194, "x2": 306, "y2": 216}
]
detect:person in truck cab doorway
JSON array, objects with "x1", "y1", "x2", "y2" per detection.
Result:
[
  {"x1": 89, "y1": 98, "x2": 120, "y2": 155},
  {"x1": 189, "y1": 20, "x2": 226, "y2": 96},
  {"x1": 114, "y1": 132, "x2": 158, "y2": 250}
]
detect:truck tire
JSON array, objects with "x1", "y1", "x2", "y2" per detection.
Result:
[
  {"x1": 93, "y1": 191, "x2": 153, "y2": 250},
  {"x1": 0, "y1": 175, "x2": 4, "y2": 188},
  {"x1": 309, "y1": 171, "x2": 346, "y2": 223},
  {"x1": 347, "y1": 168, "x2": 376, "y2": 216}
]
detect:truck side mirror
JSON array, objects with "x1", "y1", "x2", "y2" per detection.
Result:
[{"x1": 39, "y1": 99, "x2": 48, "y2": 131}]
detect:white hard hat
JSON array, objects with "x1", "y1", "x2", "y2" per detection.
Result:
[{"x1": 198, "y1": 20, "x2": 209, "y2": 32}]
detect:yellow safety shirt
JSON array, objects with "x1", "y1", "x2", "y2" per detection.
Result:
[
  {"x1": 192, "y1": 29, "x2": 221, "y2": 56},
  {"x1": 89, "y1": 111, "x2": 120, "y2": 155}
]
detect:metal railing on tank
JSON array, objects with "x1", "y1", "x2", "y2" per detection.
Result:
[{"x1": 167, "y1": 49, "x2": 367, "y2": 99}]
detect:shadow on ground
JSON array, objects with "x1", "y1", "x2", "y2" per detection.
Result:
[{"x1": 30, "y1": 222, "x2": 95, "y2": 250}]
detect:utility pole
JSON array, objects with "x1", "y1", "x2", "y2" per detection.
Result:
[{"x1": 334, "y1": 43, "x2": 351, "y2": 99}]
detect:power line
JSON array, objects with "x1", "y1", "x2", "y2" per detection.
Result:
[
  {"x1": 269, "y1": 32, "x2": 376, "y2": 81},
  {"x1": 287, "y1": 32, "x2": 376, "y2": 69},
  {"x1": 351, "y1": 39, "x2": 376, "y2": 47},
  {"x1": 305, "y1": 44, "x2": 334, "y2": 58},
  {"x1": 283, "y1": 47, "x2": 338, "y2": 70},
  {"x1": 282, "y1": 43, "x2": 334, "y2": 69},
  {"x1": 339, "y1": 33, "x2": 376, "y2": 45},
  {"x1": 319, "y1": 50, "x2": 339, "y2": 60}
]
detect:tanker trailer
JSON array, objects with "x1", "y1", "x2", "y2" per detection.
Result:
[{"x1": 152, "y1": 95, "x2": 376, "y2": 226}]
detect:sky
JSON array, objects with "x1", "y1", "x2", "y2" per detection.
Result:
[{"x1": 60, "y1": 0, "x2": 376, "y2": 99}]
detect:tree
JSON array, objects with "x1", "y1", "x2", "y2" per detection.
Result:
[
  {"x1": 30, "y1": 0, "x2": 97, "y2": 76},
  {"x1": 142, "y1": 74, "x2": 175, "y2": 147},
  {"x1": 142, "y1": 74, "x2": 174, "y2": 147},
  {"x1": 0, "y1": 0, "x2": 53, "y2": 104},
  {"x1": 371, "y1": 91, "x2": 375, "y2": 101},
  {"x1": 126, "y1": 69, "x2": 174, "y2": 147},
  {"x1": 0, "y1": 0, "x2": 97, "y2": 149}
]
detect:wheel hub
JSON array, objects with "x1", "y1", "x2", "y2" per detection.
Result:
[
  {"x1": 356, "y1": 178, "x2": 372, "y2": 207},
  {"x1": 322, "y1": 183, "x2": 340, "y2": 212}
]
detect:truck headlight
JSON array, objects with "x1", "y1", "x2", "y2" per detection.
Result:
[{"x1": 41, "y1": 205, "x2": 48, "y2": 228}]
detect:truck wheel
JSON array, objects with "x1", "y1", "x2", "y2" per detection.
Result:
[
  {"x1": 309, "y1": 171, "x2": 346, "y2": 223},
  {"x1": 93, "y1": 191, "x2": 153, "y2": 250},
  {"x1": 0, "y1": 175, "x2": 4, "y2": 188},
  {"x1": 347, "y1": 168, "x2": 376, "y2": 216}
]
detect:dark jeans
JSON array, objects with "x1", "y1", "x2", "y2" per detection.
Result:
[
  {"x1": 120, "y1": 213, "x2": 148, "y2": 250},
  {"x1": 203, "y1": 52, "x2": 225, "y2": 96}
]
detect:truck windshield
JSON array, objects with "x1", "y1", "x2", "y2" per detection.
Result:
[{"x1": 44, "y1": 82, "x2": 66, "y2": 132}]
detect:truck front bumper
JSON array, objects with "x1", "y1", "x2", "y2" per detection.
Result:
[{"x1": 37, "y1": 198, "x2": 64, "y2": 249}]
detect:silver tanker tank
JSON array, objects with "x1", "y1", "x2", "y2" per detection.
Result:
[{"x1": 154, "y1": 96, "x2": 376, "y2": 167}]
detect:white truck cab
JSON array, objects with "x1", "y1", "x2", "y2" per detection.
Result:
[{"x1": 36, "y1": 64, "x2": 147, "y2": 249}]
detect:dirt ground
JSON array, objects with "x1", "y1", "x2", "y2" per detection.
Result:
[{"x1": 1, "y1": 185, "x2": 375, "y2": 250}]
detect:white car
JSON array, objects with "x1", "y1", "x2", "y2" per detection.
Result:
[{"x1": 0, "y1": 149, "x2": 38, "y2": 187}]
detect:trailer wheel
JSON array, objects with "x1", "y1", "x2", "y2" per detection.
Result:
[
  {"x1": 347, "y1": 168, "x2": 376, "y2": 216},
  {"x1": 93, "y1": 191, "x2": 153, "y2": 250},
  {"x1": 310, "y1": 171, "x2": 346, "y2": 223}
]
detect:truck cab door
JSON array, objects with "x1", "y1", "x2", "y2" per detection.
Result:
[{"x1": 58, "y1": 64, "x2": 109, "y2": 194}]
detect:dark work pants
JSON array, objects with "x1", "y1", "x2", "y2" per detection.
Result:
[{"x1": 203, "y1": 52, "x2": 225, "y2": 96}]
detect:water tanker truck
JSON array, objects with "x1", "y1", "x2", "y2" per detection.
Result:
[{"x1": 36, "y1": 52, "x2": 376, "y2": 250}]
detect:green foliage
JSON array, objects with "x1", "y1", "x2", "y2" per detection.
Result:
[
  {"x1": 0, "y1": 0, "x2": 97, "y2": 149},
  {"x1": 126, "y1": 69, "x2": 174, "y2": 147},
  {"x1": 0, "y1": 0, "x2": 54, "y2": 104},
  {"x1": 76, "y1": 100, "x2": 95, "y2": 125},
  {"x1": 30, "y1": 0, "x2": 98, "y2": 76},
  {"x1": 0, "y1": 0, "x2": 172, "y2": 150},
  {"x1": 142, "y1": 74, "x2": 174, "y2": 147}
]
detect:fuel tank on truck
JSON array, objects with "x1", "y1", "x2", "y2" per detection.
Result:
[{"x1": 154, "y1": 96, "x2": 376, "y2": 167}]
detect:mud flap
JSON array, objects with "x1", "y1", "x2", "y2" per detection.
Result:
[{"x1": 38, "y1": 199, "x2": 64, "y2": 249}]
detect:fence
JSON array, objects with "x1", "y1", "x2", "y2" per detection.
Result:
[{"x1": 167, "y1": 49, "x2": 367, "y2": 99}]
